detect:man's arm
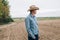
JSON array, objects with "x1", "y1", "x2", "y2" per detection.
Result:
[{"x1": 25, "y1": 18, "x2": 35, "y2": 39}]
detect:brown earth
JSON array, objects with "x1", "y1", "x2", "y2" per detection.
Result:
[{"x1": 0, "y1": 20, "x2": 60, "y2": 40}]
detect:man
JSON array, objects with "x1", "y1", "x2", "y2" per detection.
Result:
[{"x1": 25, "y1": 5, "x2": 40, "y2": 40}]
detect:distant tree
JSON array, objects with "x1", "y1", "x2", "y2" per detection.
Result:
[{"x1": 0, "y1": 0, "x2": 13, "y2": 24}]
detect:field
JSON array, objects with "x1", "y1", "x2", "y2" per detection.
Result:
[{"x1": 0, "y1": 18, "x2": 60, "y2": 40}]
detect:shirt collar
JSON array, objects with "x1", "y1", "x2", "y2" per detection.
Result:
[{"x1": 30, "y1": 13, "x2": 35, "y2": 18}]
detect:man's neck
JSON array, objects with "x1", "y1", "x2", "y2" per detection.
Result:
[{"x1": 31, "y1": 13, "x2": 35, "y2": 16}]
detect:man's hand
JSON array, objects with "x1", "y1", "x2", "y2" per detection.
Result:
[
  {"x1": 33, "y1": 36, "x2": 36, "y2": 39},
  {"x1": 38, "y1": 34, "x2": 40, "y2": 39}
]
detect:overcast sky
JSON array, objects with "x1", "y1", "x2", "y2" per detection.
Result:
[{"x1": 8, "y1": 0, "x2": 60, "y2": 18}]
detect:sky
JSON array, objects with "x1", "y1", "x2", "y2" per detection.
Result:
[{"x1": 8, "y1": 0, "x2": 60, "y2": 18}]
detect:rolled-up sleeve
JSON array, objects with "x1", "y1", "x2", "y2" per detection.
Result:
[{"x1": 25, "y1": 18, "x2": 35, "y2": 39}]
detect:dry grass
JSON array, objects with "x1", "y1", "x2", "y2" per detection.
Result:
[{"x1": 0, "y1": 19, "x2": 60, "y2": 40}]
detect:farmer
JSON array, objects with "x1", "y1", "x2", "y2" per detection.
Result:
[{"x1": 25, "y1": 5, "x2": 40, "y2": 40}]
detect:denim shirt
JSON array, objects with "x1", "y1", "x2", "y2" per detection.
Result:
[{"x1": 25, "y1": 13, "x2": 39, "y2": 38}]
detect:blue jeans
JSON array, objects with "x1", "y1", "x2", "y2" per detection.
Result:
[{"x1": 28, "y1": 34, "x2": 38, "y2": 40}]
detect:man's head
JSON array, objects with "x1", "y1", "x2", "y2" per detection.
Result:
[
  {"x1": 28, "y1": 5, "x2": 39, "y2": 15},
  {"x1": 30, "y1": 10, "x2": 37, "y2": 14}
]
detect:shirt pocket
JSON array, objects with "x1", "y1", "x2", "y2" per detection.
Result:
[{"x1": 30, "y1": 19, "x2": 34, "y2": 25}]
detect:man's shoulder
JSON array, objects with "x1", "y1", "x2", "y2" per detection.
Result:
[
  {"x1": 25, "y1": 14, "x2": 31, "y2": 19},
  {"x1": 25, "y1": 15, "x2": 30, "y2": 20}
]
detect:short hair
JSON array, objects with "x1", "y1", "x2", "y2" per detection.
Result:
[{"x1": 30, "y1": 10, "x2": 34, "y2": 13}]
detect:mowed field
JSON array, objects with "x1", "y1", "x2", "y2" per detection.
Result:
[{"x1": 0, "y1": 19, "x2": 60, "y2": 40}]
